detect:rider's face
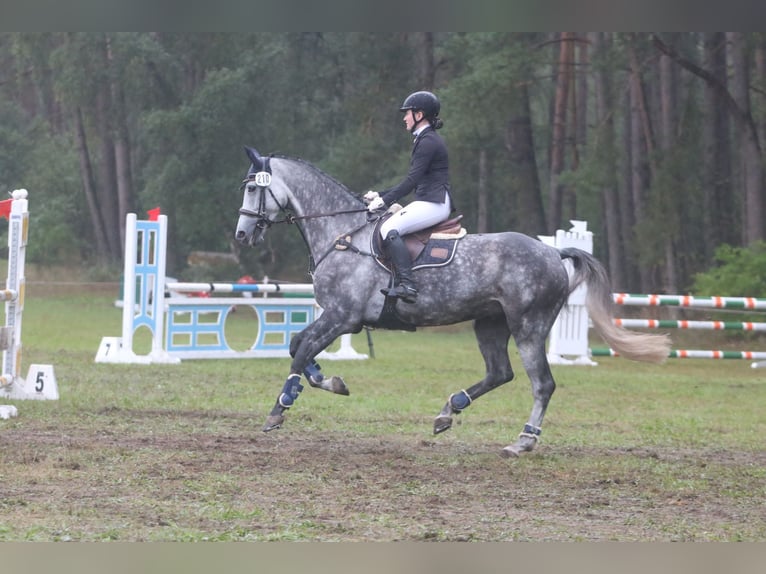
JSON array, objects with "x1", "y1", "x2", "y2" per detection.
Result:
[{"x1": 403, "y1": 109, "x2": 423, "y2": 131}]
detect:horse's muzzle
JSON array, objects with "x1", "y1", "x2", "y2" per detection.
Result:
[
  {"x1": 235, "y1": 229, "x2": 250, "y2": 245},
  {"x1": 236, "y1": 209, "x2": 269, "y2": 246},
  {"x1": 235, "y1": 228, "x2": 265, "y2": 246}
]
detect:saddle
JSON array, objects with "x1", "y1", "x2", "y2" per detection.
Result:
[
  {"x1": 371, "y1": 210, "x2": 467, "y2": 271},
  {"x1": 366, "y1": 210, "x2": 467, "y2": 332}
]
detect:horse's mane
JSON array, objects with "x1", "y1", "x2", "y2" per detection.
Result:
[{"x1": 271, "y1": 154, "x2": 364, "y2": 203}]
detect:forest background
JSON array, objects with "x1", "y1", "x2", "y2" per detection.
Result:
[{"x1": 2, "y1": 32, "x2": 765, "y2": 295}]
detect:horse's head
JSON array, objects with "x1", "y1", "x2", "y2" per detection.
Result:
[{"x1": 235, "y1": 146, "x2": 289, "y2": 246}]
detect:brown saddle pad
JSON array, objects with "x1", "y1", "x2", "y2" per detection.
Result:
[{"x1": 372, "y1": 214, "x2": 466, "y2": 266}]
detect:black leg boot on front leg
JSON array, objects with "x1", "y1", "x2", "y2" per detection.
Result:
[
  {"x1": 380, "y1": 230, "x2": 418, "y2": 303},
  {"x1": 263, "y1": 374, "x2": 304, "y2": 432}
]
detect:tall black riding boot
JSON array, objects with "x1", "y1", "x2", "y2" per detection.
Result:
[{"x1": 381, "y1": 230, "x2": 418, "y2": 303}]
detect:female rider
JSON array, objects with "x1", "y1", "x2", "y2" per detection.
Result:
[{"x1": 365, "y1": 90, "x2": 453, "y2": 303}]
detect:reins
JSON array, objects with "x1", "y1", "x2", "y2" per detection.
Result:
[
  {"x1": 239, "y1": 177, "x2": 379, "y2": 274},
  {"x1": 312, "y1": 218, "x2": 377, "y2": 271},
  {"x1": 238, "y1": 205, "x2": 369, "y2": 224},
  {"x1": 238, "y1": 178, "x2": 369, "y2": 225}
]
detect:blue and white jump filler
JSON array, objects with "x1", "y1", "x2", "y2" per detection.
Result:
[{"x1": 235, "y1": 147, "x2": 671, "y2": 457}]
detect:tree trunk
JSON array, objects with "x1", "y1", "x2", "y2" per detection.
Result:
[
  {"x1": 416, "y1": 32, "x2": 435, "y2": 89},
  {"x1": 114, "y1": 116, "x2": 133, "y2": 252},
  {"x1": 91, "y1": 36, "x2": 121, "y2": 259},
  {"x1": 575, "y1": 36, "x2": 589, "y2": 150},
  {"x1": 73, "y1": 106, "x2": 110, "y2": 261},
  {"x1": 702, "y1": 32, "x2": 736, "y2": 258},
  {"x1": 628, "y1": 42, "x2": 653, "y2": 292},
  {"x1": 592, "y1": 33, "x2": 625, "y2": 289},
  {"x1": 562, "y1": 34, "x2": 584, "y2": 224},
  {"x1": 658, "y1": 37, "x2": 679, "y2": 293},
  {"x1": 756, "y1": 36, "x2": 766, "y2": 149},
  {"x1": 620, "y1": 84, "x2": 640, "y2": 290},
  {"x1": 728, "y1": 32, "x2": 765, "y2": 244},
  {"x1": 653, "y1": 33, "x2": 764, "y2": 245},
  {"x1": 548, "y1": 32, "x2": 573, "y2": 233},
  {"x1": 477, "y1": 148, "x2": 488, "y2": 233},
  {"x1": 505, "y1": 82, "x2": 546, "y2": 236},
  {"x1": 106, "y1": 35, "x2": 135, "y2": 252}
]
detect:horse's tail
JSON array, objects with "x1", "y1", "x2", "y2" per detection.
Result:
[{"x1": 560, "y1": 247, "x2": 671, "y2": 363}]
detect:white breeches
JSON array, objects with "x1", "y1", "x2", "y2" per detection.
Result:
[{"x1": 379, "y1": 198, "x2": 452, "y2": 239}]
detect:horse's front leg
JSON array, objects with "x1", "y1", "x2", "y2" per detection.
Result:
[
  {"x1": 291, "y1": 326, "x2": 349, "y2": 396},
  {"x1": 263, "y1": 314, "x2": 355, "y2": 432}
]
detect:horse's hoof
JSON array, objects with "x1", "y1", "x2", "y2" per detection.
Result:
[
  {"x1": 262, "y1": 414, "x2": 284, "y2": 432},
  {"x1": 433, "y1": 415, "x2": 453, "y2": 435},
  {"x1": 330, "y1": 376, "x2": 350, "y2": 396},
  {"x1": 310, "y1": 375, "x2": 350, "y2": 395},
  {"x1": 500, "y1": 445, "x2": 521, "y2": 458},
  {"x1": 500, "y1": 439, "x2": 536, "y2": 458}
]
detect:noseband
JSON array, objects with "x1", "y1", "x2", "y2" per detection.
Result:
[{"x1": 238, "y1": 158, "x2": 291, "y2": 230}]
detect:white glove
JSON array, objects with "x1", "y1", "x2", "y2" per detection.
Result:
[
  {"x1": 367, "y1": 196, "x2": 386, "y2": 212},
  {"x1": 363, "y1": 190, "x2": 380, "y2": 204}
]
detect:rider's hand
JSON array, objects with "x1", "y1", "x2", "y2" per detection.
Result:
[
  {"x1": 367, "y1": 196, "x2": 386, "y2": 212},
  {"x1": 363, "y1": 190, "x2": 380, "y2": 204}
]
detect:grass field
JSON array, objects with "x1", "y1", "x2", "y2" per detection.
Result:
[{"x1": 0, "y1": 274, "x2": 765, "y2": 542}]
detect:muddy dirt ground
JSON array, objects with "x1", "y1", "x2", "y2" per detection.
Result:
[{"x1": 2, "y1": 407, "x2": 764, "y2": 542}]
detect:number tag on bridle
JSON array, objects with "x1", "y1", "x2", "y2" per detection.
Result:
[{"x1": 253, "y1": 171, "x2": 272, "y2": 187}]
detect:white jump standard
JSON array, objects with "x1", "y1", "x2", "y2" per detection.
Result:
[{"x1": 0, "y1": 189, "x2": 58, "y2": 413}]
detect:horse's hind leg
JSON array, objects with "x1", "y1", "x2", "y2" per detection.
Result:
[
  {"x1": 500, "y1": 332, "x2": 556, "y2": 458},
  {"x1": 434, "y1": 315, "x2": 514, "y2": 434}
]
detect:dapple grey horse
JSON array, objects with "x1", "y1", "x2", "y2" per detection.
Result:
[{"x1": 235, "y1": 147, "x2": 670, "y2": 457}]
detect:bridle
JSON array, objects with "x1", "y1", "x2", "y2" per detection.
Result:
[
  {"x1": 238, "y1": 175, "x2": 291, "y2": 229},
  {"x1": 238, "y1": 156, "x2": 292, "y2": 229},
  {"x1": 237, "y1": 162, "x2": 377, "y2": 272},
  {"x1": 238, "y1": 170, "x2": 369, "y2": 229}
]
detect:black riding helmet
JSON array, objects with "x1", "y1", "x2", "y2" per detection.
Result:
[{"x1": 399, "y1": 91, "x2": 442, "y2": 132}]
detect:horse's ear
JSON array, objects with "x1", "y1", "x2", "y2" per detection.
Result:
[{"x1": 244, "y1": 146, "x2": 261, "y2": 163}]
